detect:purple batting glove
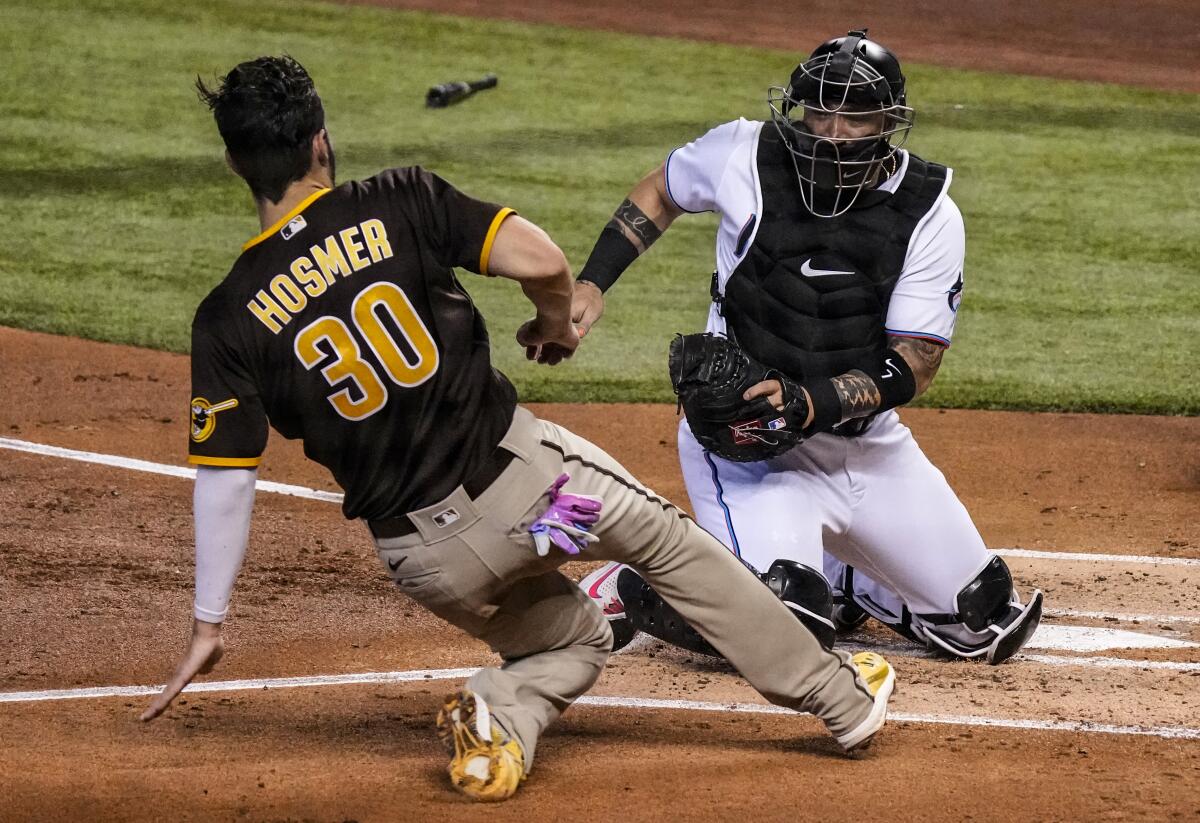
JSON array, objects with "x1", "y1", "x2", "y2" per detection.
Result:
[{"x1": 529, "y1": 473, "x2": 604, "y2": 557}]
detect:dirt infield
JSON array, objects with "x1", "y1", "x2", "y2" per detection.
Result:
[
  {"x1": 351, "y1": 0, "x2": 1200, "y2": 93},
  {"x1": 2, "y1": 327, "x2": 1198, "y2": 821},
  {"x1": 3, "y1": 3, "x2": 1200, "y2": 819}
]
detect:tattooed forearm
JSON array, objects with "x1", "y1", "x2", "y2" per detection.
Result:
[
  {"x1": 821, "y1": 340, "x2": 942, "y2": 426},
  {"x1": 888, "y1": 336, "x2": 946, "y2": 396},
  {"x1": 608, "y1": 198, "x2": 663, "y2": 253},
  {"x1": 832, "y1": 369, "x2": 882, "y2": 423}
]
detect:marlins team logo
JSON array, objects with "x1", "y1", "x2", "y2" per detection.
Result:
[
  {"x1": 947, "y1": 271, "x2": 964, "y2": 312},
  {"x1": 190, "y1": 397, "x2": 239, "y2": 443},
  {"x1": 730, "y1": 416, "x2": 787, "y2": 445}
]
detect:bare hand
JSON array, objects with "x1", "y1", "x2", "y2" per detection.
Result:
[
  {"x1": 140, "y1": 619, "x2": 225, "y2": 721},
  {"x1": 516, "y1": 315, "x2": 580, "y2": 366},
  {"x1": 744, "y1": 379, "x2": 816, "y2": 428},
  {"x1": 570, "y1": 281, "x2": 605, "y2": 338},
  {"x1": 743, "y1": 378, "x2": 784, "y2": 410}
]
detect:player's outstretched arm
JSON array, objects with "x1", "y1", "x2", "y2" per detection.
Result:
[
  {"x1": 141, "y1": 466, "x2": 256, "y2": 720},
  {"x1": 572, "y1": 164, "x2": 684, "y2": 337},
  {"x1": 487, "y1": 215, "x2": 579, "y2": 366}
]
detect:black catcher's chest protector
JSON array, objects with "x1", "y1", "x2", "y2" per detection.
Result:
[{"x1": 721, "y1": 127, "x2": 948, "y2": 383}]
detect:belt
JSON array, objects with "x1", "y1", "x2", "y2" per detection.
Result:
[{"x1": 367, "y1": 446, "x2": 517, "y2": 540}]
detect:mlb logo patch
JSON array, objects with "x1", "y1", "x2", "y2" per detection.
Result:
[
  {"x1": 432, "y1": 507, "x2": 460, "y2": 528},
  {"x1": 766, "y1": 417, "x2": 786, "y2": 431},
  {"x1": 280, "y1": 214, "x2": 307, "y2": 240}
]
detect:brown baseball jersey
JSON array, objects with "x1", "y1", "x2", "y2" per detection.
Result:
[{"x1": 188, "y1": 168, "x2": 518, "y2": 520}]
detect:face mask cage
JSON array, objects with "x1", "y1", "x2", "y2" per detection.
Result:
[{"x1": 768, "y1": 52, "x2": 914, "y2": 218}]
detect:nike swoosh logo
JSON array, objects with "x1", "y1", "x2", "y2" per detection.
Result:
[
  {"x1": 800, "y1": 259, "x2": 855, "y2": 278},
  {"x1": 387, "y1": 556, "x2": 408, "y2": 572},
  {"x1": 881, "y1": 357, "x2": 898, "y2": 379},
  {"x1": 587, "y1": 563, "x2": 622, "y2": 598}
]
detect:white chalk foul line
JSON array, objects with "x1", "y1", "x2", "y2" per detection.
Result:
[
  {"x1": 0, "y1": 668, "x2": 481, "y2": 704},
  {"x1": 1015, "y1": 653, "x2": 1200, "y2": 672},
  {"x1": 2, "y1": 668, "x2": 1197, "y2": 741},
  {"x1": 997, "y1": 547, "x2": 1200, "y2": 568},
  {"x1": 575, "y1": 697, "x2": 1200, "y2": 741},
  {"x1": 2, "y1": 436, "x2": 1197, "y2": 568},
  {"x1": 819, "y1": 640, "x2": 1200, "y2": 671},
  {"x1": 0, "y1": 436, "x2": 343, "y2": 504},
  {"x1": 1044, "y1": 607, "x2": 1200, "y2": 626}
]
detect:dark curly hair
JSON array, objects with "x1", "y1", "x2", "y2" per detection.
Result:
[{"x1": 196, "y1": 55, "x2": 328, "y2": 203}]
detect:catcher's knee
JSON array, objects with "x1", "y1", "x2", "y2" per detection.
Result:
[
  {"x1": 909, "y1": 556, "x2": 1044, "y2": 665},
  {"x1": 762, "y1": 560, "x2": 836, "y2": 649}
]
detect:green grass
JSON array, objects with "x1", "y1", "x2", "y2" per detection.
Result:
[{"x1": 1, "y1": 0, "x2": 1198, "y2": 413}]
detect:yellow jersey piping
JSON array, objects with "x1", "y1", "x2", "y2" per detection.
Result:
[
  {"x1": 242, "y1": 188, "x2": 332, "y2": 251},
  {"x1": 478, "y1": 207, "x2": 517, "y2": 275},
  {"x1": 188, "y1": 455, "x2": 263, "y2": 468}
]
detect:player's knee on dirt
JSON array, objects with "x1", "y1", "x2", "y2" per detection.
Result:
[
  {"x1": 616, "y1": 560, "x2": 837, "y2": 656},
  {"x1": 910, "y1": 556, "x2": 1044, "y2": 665}
]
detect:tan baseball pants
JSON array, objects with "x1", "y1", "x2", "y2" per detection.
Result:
[{"x1": 372, "y1": 406, "x2": 874, "y2": 767}]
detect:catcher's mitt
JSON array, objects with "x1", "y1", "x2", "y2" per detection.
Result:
[{"x1": 668, "y1": 333, "x2": 807, "y2": 462}]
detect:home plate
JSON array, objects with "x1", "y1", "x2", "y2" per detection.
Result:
[{"x1": 1024, "y1": 624, "x2": 1198, "y2": 653}]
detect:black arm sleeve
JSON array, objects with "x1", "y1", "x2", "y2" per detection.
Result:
[
  {"x1": 873, "y1": 350, "x2": 919, "y2": 409},
  {"x1": 802, "y1": 348, "x2": 918, "y2": 434},
  {"x1": 576, "y1": 226, "x2": 639, "y2": 293}
]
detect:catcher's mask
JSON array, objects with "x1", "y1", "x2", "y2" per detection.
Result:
[{"x1": 769, "y1": 29, "x2": 914, "y2": 217}]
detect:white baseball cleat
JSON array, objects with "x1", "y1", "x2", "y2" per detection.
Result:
[{"x1": 579, "y1": 562, "x2": 638, "y2": 651}]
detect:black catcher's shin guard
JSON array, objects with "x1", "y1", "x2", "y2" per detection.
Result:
[
  {"x1": 763, "y1": 559, "x2": 837, "y2": 649},
  {"x1": 616, "y1": 560, "x2": 837, "y2": 657}
]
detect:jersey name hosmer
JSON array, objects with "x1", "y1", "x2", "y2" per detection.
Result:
[
  {"x1": 247, "y1": 218, "x2": 395, "y2": 334},
  {"x1": 189, "y1": 167, "x2": 519, "y2": 520}
]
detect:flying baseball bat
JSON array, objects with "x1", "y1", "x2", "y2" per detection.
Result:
[{"x1": 425, "y1": 74, "x2": 498, "y2": 108}]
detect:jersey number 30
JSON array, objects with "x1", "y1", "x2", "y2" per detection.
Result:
[{"x1": 293, "y1": 282, "x2": 439, "y2": 421}]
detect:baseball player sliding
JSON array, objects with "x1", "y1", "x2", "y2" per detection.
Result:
[
  {"x1": 575, "y1": 30, "x2": 1043, "y2": 665},
  {"x1": 141, "y1": 56, "x2": 897, "y2": 803}
]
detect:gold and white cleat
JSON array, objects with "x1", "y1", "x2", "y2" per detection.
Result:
[
  {"x1": 436, "y1": 689, "x2": 526, "y2": 802},
  {"x1": 835, "y1": 652, "x2": 896, "y2": 753}
]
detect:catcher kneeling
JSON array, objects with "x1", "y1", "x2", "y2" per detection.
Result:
[
  {"x1": 592, "y1": 332, "x2": 1042, "y2": 666},
  {"x1": 571, "y1": 30, "x2": 1040, "y2": 669}
]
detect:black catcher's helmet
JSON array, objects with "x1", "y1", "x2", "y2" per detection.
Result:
[{"x1": 769, "y1": 29, "x2": 914, "y2": 217}]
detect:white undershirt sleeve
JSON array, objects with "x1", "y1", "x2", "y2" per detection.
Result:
[
  {"x1": 193, "y1": 465, "x2": 256, "y2": 623},
  {"x1": 664, "y1": 118, "x2": 758, "y2": 214},
  {"x1": 884, "y1": 189, "x2": 966, "y2": 346}
]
